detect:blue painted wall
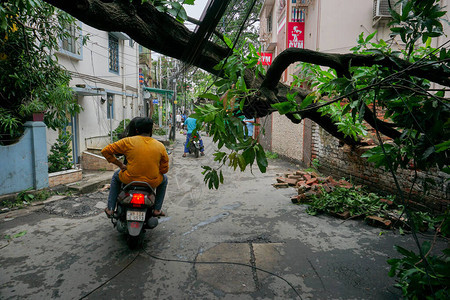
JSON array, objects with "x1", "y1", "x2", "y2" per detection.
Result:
[{"x1": 0, "y1": 121, "x2": 49, "y2": 195}]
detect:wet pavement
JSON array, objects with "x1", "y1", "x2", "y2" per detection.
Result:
[{"x1": 0, "y1": 132, "x2": 446, "y2": 299}]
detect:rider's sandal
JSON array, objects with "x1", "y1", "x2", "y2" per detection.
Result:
[
  {"x1": 104, "y1": 208, "x2": 114, "y2": 218},
  {"x1": 153, "y1": 210, "x2": 166, "y2": 217}
]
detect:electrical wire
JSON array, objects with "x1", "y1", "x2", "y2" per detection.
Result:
[
  {"x1": 141, "y1": 247, "x2": 303, "y2": 299},
  {"x1": 78, "y1": 250, "x2": 141, "y2": 299},
  {"x1": 77, "y1": 242, "x2": 303, "y2": 299}
]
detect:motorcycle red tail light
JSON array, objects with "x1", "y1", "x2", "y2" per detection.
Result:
[
  {"x1": 130, "y1": 193, "x2": 145, "y2": 206},
  {"x1": 193, "y1": 135, "x2": 197, "y2": 138}
]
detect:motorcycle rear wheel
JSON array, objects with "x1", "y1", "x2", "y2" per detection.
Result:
[
  {"x1": 194, "y1": 147, "x2": 199, "y2": 158},
  {"x1": 127, "y1": 230, "x2": 144, "y2": 249}
]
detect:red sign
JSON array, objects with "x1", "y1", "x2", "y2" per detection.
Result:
[
  {"x1": 257, "y1": 52, "x2": 273, "y2": 66},
  {"x1": 287, "y1": 22, "x2": 305, "y2": 49}
]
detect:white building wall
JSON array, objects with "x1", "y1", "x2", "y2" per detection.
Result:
[
  {"x1": 48, "y1": 23, "x2": 142, "y2": 162},
  {"x1": 260, "y1": 0, "x2": 450, "y2": 164}
]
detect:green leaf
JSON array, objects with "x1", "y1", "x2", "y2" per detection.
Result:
[
  {"x1": 422, "y1": 146, "x2": 435, "y2": 159},
  {"x1": 299, "y1": 94, "x2": 315, "y2": 109},
  {"x1": 13, "y1": 231, "x2": 27, "y2": 238},
  {"x1": 223, "y1": 35, "x2": 233, "y2": 49},
  {"x1": 365, "y1": 31, "x2": 377, "y2": 43},
  {"x1": 271, "y1": 101, "x2": 296, "y2": 115},
  {"x1": 435, "y1": 140, "x2": 450, "y2": 153},
  {"x1": 394, "y1": 245, "x2": 416, "y2": 258},
  {"x1": 237, "y1": 154, "x2": 246, "y2": 171},
  {"x1": 219, "y1": 170, "x2": 224, "y2": 184},
  {"x1": 255, "y1": 145, "x2": 268, "y2": 173},
  {"x1": 242, "y1": 147, "x2": 255, "y2": 165},
  {"x1": 198, "y1": 93, "x2": 220, "y2": 102}
]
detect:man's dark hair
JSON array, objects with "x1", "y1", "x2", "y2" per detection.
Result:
[
  {"x1": 134, "y1": 117, "x2": 153, "y2": 136},
  {"x1": 119, "y1": 117, "x2": 141, "y2": 139}
]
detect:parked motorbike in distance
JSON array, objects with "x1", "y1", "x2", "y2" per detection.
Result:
[
  {"x1": 110, "y1": 181, "x2": 159, "y2": 249},
  {"x1": 187, "y1": 134, "x2": 201, "y2": 158}
]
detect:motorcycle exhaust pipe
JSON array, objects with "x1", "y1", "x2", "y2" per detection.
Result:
[{"x1": 147, "y1": 217, "x2": 158, "y2": 229}]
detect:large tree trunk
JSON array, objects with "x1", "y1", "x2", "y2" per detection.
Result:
[{"x1": 45, "y1": 0, "x2": 449, "y2": 146}]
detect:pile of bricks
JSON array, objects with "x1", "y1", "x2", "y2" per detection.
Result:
[
  {"x1": 273, "y1": 170, "x2": 408, "y2": 231},
  {"x1": 273, "y1": 170, "x2": 355, "y2": 204}
]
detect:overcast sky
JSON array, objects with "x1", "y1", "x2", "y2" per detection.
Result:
[
  {"x1": 184, "y1": 0, "x2": 209, "y2": 20},
  {"x1": 153, "y1": 0, "x2": 209, "y2": 57},
  {"x1": 183, "y1": 0, "x2": 209, "y2": 31}
]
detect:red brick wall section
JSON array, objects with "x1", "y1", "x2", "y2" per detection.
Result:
[
  {"x1": 310, "y1": 123, "x2": 449, "y2": 213},
  {"x1": 48, "y1": 170, "x2": 82, "y2": 187},
  {"x1": 81, "y1": 151, "x2": 117, "y2": 171}
]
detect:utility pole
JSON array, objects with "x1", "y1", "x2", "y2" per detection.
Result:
[
  {"x1": 158, "y1": 56, "x2": 162, "y2": 128},
  {"x1": 169, "y1": 76, "x2": 176, "y2": 141}
]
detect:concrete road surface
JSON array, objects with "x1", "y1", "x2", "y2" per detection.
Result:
[{"x1": 0, "y1": 133, "x2": 443, "y2": 299}]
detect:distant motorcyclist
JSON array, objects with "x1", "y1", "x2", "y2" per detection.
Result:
[
  {"x1": 102, "y1": 117, "x2": 169, "y2": 217},
  {"x1": 182, "y1": 115, "x2": 205, "y2": 157}
]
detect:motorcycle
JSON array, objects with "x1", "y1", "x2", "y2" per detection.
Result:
[
  {"x1": 110, "y1": 181, "x2": 159, "y2": 249},
  {"x1": 187, "y1": 134, "x2": 201, "y2": 158}
]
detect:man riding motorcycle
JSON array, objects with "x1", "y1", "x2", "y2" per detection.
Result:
[
  {"x1": 101, "y1": 117, "x2": 169, "y2": 218},
  {"x1": 182, "y1": 115, "x2": 205, "y2": 157}
]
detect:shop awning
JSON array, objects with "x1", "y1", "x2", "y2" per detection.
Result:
[{"x1": 143, "y1": 87, "x2": 174, "y2": 97}]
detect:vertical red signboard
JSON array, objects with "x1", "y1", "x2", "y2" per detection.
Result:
[{"x1": 287, "y1": 22, "x2": 305, "y2": 49}]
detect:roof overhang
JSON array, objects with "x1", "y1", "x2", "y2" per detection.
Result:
[
  {"x1": 110, "y1": 32, "x2": 131, "y2": 40},
  {"x1": 72, "y1": 86, "x2": 106, "y2": 96},
  {"x1": 266, "y1": 42, "x2": 277, "y2": 52}
]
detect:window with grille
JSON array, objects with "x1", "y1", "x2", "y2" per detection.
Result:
[
  {"x1": 291, "y1": 7, "x2": 306, "y2": 22},
  {"x1": 109, "y1": 34, "x2": 119, "y2": 73},
  {"x1": 267, "y1": 13, "x2": 272, "y2": 32},
  {"x1": 59, "y1": 22, "x2": 82, "y2": 59}
]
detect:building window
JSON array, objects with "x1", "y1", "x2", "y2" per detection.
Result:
[
  {"x1": 129, "y1": 39, "x2": 135, "y2": 48},
  {"x1": 267, "y1": 13, "x2": 272, "y2": 32},
  {"x1": 292, "y1": 7, "x2": 306, "y2": 22},
  {"x1": 107, "y1": 94, "x2": 114, "y2": 119},
  {"x1": 59, "y1": 22, "x2": 82, "y2": 59},
  {"x1": 109, "y1": 34, "x2": 119, "y2": 73}
]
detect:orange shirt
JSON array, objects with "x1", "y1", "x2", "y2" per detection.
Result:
[{"x1": 101, "y1": 136, "x2": 169, "y2": 188}]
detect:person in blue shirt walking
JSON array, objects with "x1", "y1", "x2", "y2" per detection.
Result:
[
  {"x1": 182, "y1": 115, "x2": 205, "y2": 157},
  {"x1": 243, "y1": 117, "x2": 255, "y2": 139}
]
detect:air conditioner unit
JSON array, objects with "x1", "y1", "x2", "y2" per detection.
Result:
[{"x1": 373, "y1": 0, "x2": 401, "y2": 26}]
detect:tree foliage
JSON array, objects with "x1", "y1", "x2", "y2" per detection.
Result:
[{"x1": 0, "y1": 0, "x2": 82, "y2": 143}]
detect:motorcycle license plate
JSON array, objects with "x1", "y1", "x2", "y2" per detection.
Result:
[{"x1": 126, "y1": 210, "x2": 145, "y2": 221}]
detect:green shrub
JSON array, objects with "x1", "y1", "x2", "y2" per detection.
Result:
[
  {"x1": 153, "y1": 127, "x2": 167, "y2": 136},
  {"x1": 112, "y1": 119, "x2": 130, "y2": 142},
  {"x1": 48, "y1": 132, "x2": 73, "y2": 173}
]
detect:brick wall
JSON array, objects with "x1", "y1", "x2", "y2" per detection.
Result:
[
  {"x1": 81, "y1": 151, "x2": 117, "y2": 171},
  {"x1": 48, "y1": 169, "x2": 82, "y2": 187},
  {"x1": 310, "y1": 123, "x2": 449, "y2": 213}
]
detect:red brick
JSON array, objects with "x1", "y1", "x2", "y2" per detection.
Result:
[
  {"x1": 365, "y1": 216, "x2": 392, "y2": 229},
  {"x1": 306, "y1": 178, "x2": 318, "y2": 185},
  {"x1": 273, "y1": 183, "x2": 289, "y2": 188}
]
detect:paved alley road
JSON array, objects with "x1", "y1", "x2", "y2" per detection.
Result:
[{"x1": 0, "y1": 133, "x2": 441, "y2": 299}]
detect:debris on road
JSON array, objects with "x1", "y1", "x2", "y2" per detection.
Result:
[
  {"x1": 273, "y1": 170, "x2": 357, "y2": 204},
  {"x1": 273, "y1": 170, "x2": 430, "y2": 232}
]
